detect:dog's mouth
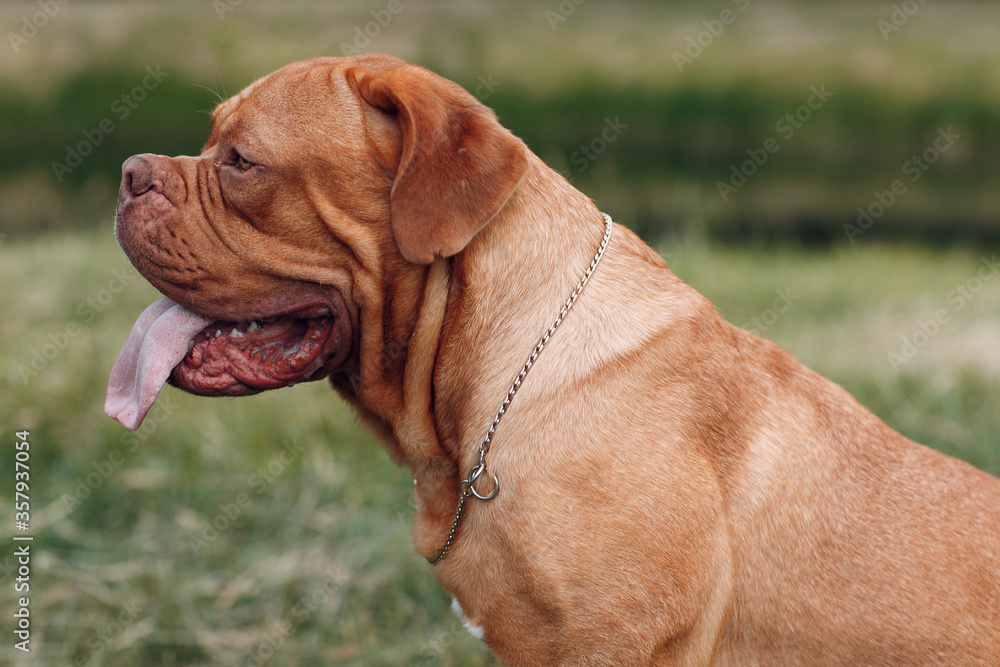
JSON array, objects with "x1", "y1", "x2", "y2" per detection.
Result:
[
  {"x1": 105, "y1": 296, "x2": 347, "y2": 431},
  {"x1": 170, "y1": 308, "x2": 339, "y2": 396}
]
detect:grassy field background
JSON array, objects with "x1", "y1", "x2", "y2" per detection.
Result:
[
  {"x1": 2, "y1": 229, "x2": 998, "y2": 665},
  {"x1": 2, "y1": 1, "x2": 1000, "y2": 665},
  {"x1": 3, "y1": 0, "x2": 1000, "y2": 242}
]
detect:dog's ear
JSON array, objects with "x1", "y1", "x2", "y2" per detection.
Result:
[{"x1": 347, "y1": 62, "x2": 530, "y2": 264}]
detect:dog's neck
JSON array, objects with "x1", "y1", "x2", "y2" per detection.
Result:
[
  {"x1": 433, "y1": 156, "x2": 608, "y2": 458},
  {"x1": 337, "y1": 155, "x2": 623, "y2": 558},
  {"x1": 403, "y1": 159, "x2": 610, "y2": 554}
]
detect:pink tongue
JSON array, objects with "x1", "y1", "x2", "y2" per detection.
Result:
[{"x1": 105, "y1": 296, "x2": 214, "y2": 431}]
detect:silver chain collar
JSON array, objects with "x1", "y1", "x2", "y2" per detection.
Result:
[{"x1": 428, "y1": 212, "x2": 614, "y2": 564}]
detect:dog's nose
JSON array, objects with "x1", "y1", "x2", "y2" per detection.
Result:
[{"x1": 122, "y1": 154, "x2": 155, "y2": 196}]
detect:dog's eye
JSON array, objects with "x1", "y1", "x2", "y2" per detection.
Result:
[{"x1": 235, "y1": 154, "x2": 253, "y2": 172}]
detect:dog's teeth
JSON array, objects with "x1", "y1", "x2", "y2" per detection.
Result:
[
  {"x1": 230, "y1": 328, "x2": 243, "y2": 338},
  {"x1": 247, "y1": 321, "x2": 262, "y2": 333},
  {"x1": 214, "y1": 329, "x2": 222, "y2": 338},
  {"x1": 187, "y1": 340, "x2": 195, "y2": 351}
]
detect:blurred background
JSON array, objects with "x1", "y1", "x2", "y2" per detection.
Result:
[{"x1": 1, "y1": 1, "x2": 998, "y2": 665}]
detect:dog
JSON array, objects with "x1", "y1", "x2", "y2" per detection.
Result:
[{"x1": 105, "y1": 54, "x2": 1000, "y2": 665}]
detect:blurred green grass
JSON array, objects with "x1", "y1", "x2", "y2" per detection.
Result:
[
  {"x1": 2, "y1": 226, "x2": 998, "y2": 665},
  {"x1": 2, "y1": 0, "x2": 1000, "y2": 243}
]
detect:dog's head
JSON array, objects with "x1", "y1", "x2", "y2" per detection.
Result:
[{"x1": 107, "y1": 54, "x2": 529, "y2": 429}]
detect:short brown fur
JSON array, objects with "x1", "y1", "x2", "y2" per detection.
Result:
[{"x1": 114, "y1": 54, "x2": 1000, "y2": 665}]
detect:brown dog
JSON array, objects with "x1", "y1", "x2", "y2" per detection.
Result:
[{"x1": 106, "y1": 54, "x2": 1000, "y2": 665}]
